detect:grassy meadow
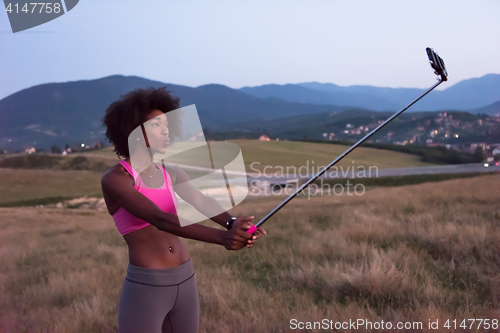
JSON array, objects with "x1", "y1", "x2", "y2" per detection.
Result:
[
  {"x1": 0, "y1": 168, "x2": 103, "y2": 206},
  {"x1": 0, "y1": 140, "x2": 437, "y2": 207},
  {"x1": 85, "y1": 140, "x2": 436, "y2": 173},
  {"x1": 1, "y1": 172, "x2": 499, "y2": 332},
  {"x1": 228, "y1": 140, "x2": 435, "y2": 171}
]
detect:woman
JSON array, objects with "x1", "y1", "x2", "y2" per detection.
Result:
[{"x1": 100, "y1": 87, "x2": 265, "y2": 333}]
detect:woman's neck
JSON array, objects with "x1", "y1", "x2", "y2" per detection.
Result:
[{"x1": 126, "y1": 155, "x2": 156, "y2": 174}]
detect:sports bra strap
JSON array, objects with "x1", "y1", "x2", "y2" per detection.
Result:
[
  {"x1": 119, "y1": 160, "x2": 169, "y2": 190},
  {"x1": 119, "y1": 160, "x2": 140, "y2": 180}
]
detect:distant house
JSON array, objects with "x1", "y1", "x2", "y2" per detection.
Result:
[
  {"x1": 25, "y1": 147, "x2": 35, "y2": 154},
  {"x1": 470, "y1": 142, "x2": 487, "y2": 151},
  {"x1": 259, "y1": 134, "x2": 270, "y2": 141},
  {"x1": 489, "y1": 143, "x2": 500, "y2": 154}
]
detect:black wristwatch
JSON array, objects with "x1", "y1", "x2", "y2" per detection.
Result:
[{"x1": 225, "y1": 217, "x2": 237, "y2": 230}]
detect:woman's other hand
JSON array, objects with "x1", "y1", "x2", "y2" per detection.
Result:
[
  {"x1": 222, "y1": 216, "x2": 267, "y2": 250},
  {"x1": 222, "y1": 216, "x2": 254, "y2": 250},
  {"x1": 235, "y1": 216, "x2": 267, "y2": 249}
]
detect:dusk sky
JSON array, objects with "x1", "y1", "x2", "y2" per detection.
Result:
[{"x1": 1, "y1": 0, "x2": 499, "y2": 100}]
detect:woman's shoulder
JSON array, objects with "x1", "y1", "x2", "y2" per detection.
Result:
[
  {"x1": 101, "y1": 161, "x2": 134, "y2": 187},
  {"x1": 161, "y1": 164, "x2": 188, "y2": 185}
]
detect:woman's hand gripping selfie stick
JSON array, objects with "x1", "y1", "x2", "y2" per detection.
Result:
[{"x1": 247, "y1": 47, "x2": 448, "y2": 234}]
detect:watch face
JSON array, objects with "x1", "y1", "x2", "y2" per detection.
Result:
[{"x1": 227, "y1": 217, "x2": 236, "y2": 228}]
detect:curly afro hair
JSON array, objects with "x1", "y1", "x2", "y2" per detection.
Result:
[{"x1": 101, "y1": 87, "x2": 183, "y2": 159}]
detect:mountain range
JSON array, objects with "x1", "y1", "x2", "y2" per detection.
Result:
[
  {"x1": 0, "y1": 74, "x2": 499, "y2": 151},
  {"x1": 240, "y1": 74, "x2": 500, "y2": 112},
  {"x1": 0, "y1": 75, "x2": 346, "y2": 150}
]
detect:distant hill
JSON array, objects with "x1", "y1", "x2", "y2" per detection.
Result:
[
  {"x1": 0, "y1": 75, "x2": 346, "y2": 150},
  {"x1": 240, "y1": 74, "x2": 500, "y2": 112},
  {"x1": 236, "y1": 108, "x2": 500, "y2": 145},
  {"x1": 469, "y1": 101, "x2": 500, "y2": 116},
  {"x1": 240, "y1": 84, "x2": 402, "y2": 111}
]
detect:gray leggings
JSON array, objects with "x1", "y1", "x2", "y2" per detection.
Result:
[{"x1": 118, "y1": 258, "x2": 200, "y2": 333}]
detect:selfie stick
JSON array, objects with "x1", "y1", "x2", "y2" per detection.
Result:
[{"x1": 248, "y1": 47, "x2": 448, "y2": 234}]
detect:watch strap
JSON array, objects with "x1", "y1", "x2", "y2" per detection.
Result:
[{"x1": 225, "y1": 217, "x2": 237, "y2": 230}]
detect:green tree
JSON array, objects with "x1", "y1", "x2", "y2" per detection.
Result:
[{"x1": 473, "y1": 147, "x2": 485, "y2": 163}]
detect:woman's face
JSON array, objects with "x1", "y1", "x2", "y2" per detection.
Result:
[{"x1": 142, "y1": 109, "x2": 170, "y2": 154}]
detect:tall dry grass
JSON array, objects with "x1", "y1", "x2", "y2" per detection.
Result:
[{"x1": 0, "y1": 174, "x2": 499, "y2": 332}]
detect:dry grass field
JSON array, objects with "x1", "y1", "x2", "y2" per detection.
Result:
[{"x1": 1, "y1": 174, "x2": 499, "y2": 332}]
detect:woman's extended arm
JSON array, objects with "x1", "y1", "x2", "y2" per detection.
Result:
[
  {"x1": 168, "y1": 166, "x2": 266, "y2": 237},
  {"x1": 101, "y1": 167, "x2": 253, "y2": 250}
]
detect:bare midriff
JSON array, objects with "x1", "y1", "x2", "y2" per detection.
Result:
[{"x1": 123, "y1": 225, "x2": 191, "y2": 269}]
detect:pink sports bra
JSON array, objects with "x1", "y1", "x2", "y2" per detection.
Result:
[{"x1": 112, "y1": 160, "x2": 179, "y2": 236}]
